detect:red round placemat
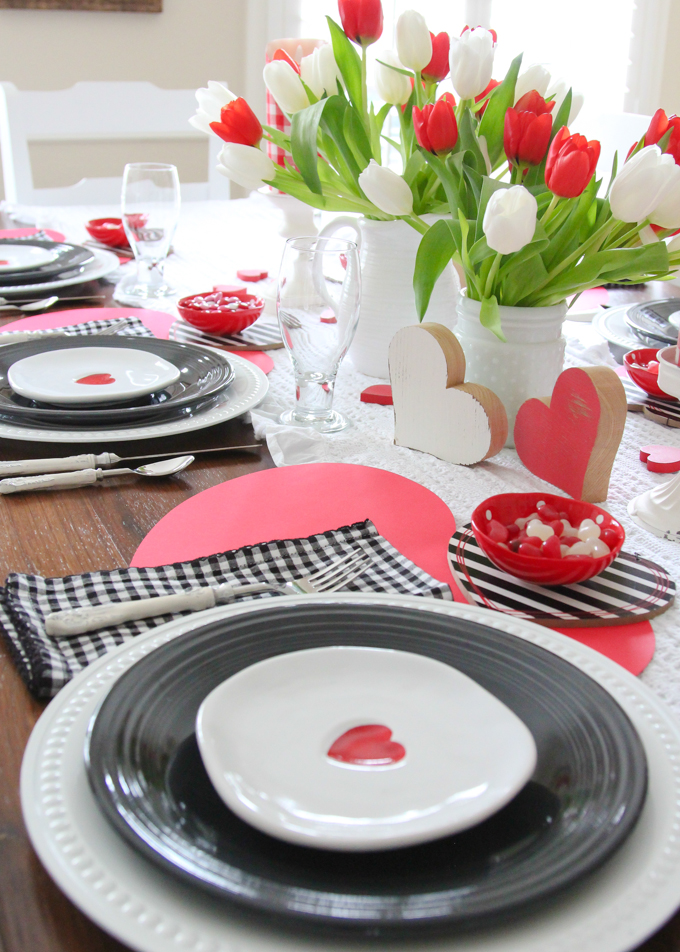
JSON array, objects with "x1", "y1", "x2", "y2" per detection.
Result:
[
  {"x1": 0, "y1": 228, "x2": 65, "y2": 241},
  {"x1": 130, "y1": 463, "x2": 655, "y2": 675}
]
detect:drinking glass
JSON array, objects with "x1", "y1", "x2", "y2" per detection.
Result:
[
  {"x1": 114, "y1": 163, "x2": 180, "y2": 305},
  {"x1": 277, "y1": 236, "x2": 361, "y2": 432}
]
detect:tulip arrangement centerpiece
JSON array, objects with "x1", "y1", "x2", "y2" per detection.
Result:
[{"x1": 191, "y1": 0, "x2": 680, "y2": 397}]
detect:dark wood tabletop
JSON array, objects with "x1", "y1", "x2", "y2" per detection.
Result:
[{"x1": 0, "y1": 262, "x2": 678, "y2": 951}]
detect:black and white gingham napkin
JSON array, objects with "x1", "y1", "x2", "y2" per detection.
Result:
[
  {"x1": 0, "y1": 519, "x2": 452, "y2": 699},
  {"x1": 33, "y1": 314, "x2": 154, "y2": 338}
]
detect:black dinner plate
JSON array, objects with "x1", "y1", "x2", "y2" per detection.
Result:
[
  {"x1": 0, "y1": 337, "x2": 234, "y2": 428},
  {"x1": 0, "y1": 238, "x2": 94, "y2": 284},
  {"x1": 86, "y1": 600, "x2": 647, "y2": 936},
  {"x1": 625, "y1": 299, "x2": 680, "y2": 345}
]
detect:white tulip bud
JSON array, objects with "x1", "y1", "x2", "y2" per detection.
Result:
[
  {"x1": 483, "y1": 186, "x2": 538, "y2": 255},
  {"x1": 375, "y1": 50, "x2": 412, "y2": 105},
  {"x1": 546, "y1": 79, "x2": 584, "y2": 124},
  {"x1": 449, "y1": 27, "x2": 495, "y2": 101},
  {"x1": 514, "y1": 64, "x2": 550, "y2": 104},
  {"x1": 609, "y1": 145, "x2": 678, "y2": 223},
  {"x1": 650, "y1": 162, "x2": 680, "y2": 229},
  {"x1": 300, "y1": 44, "x2": 342, "y2": 99},
  {"x1": 358, "y1": 160, "x2": 413, "y2": 216},
  {"x1": 396, "y1": 10, "x2": 432, "y2": 72},
  {"x1": 263, "y1": 60, "x2": 310, "y2": 115},
  {"x1": 190, "y1": 81, "x2": 237, "y2": 136},
  {"x1": 216, "y1": 143, "x2": 276, "y2": 191}
]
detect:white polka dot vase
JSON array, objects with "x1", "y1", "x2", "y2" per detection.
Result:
[{"x1": 455, "y1": 292, "x2": 568, "y2": 448}]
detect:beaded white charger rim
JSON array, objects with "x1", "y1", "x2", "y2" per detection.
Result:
[{"x1": 21, "y1": 595, "x2": 680, "y2": 952}]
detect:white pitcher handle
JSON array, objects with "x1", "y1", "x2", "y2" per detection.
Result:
[{"x1": 317, "y1": 216, "x2": 362, "y2": 251}]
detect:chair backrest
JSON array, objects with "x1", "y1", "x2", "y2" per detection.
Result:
[{"x1": 0, "y1": 80, "x2": 230, "y2": 205}]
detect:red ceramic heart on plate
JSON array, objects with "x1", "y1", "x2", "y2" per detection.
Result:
[
  {"x1": 327, "y1": 724, "x2": 406, "y2": 766},
  {"x1": 76, "y1": 373, "x2": 116, "y2": 385}
]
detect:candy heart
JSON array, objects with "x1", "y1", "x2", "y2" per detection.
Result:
[
  {"x1": 327, "y1": 724, "x2": 406, "y2": 766},
  {"x1": 75, "y1": 373, "x2": 116, "y2": 385},
  {"x1": 640, "y1": 445, "x2": 680, "y2": 473},
  {"x1": 389, "y1": 324, "x2": 507, "y2": 465},
  {"x1": 514, "y1": 367, "x2": 627, "y2": 502},
  {"x1": 361, "y1": 384, "x2": 393, "y2": 405}
]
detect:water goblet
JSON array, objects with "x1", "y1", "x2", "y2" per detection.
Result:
[
  {"x1": 114, "y1": 163, "x2": 180, "y2": 305},
  {"x1": 277, "y1": 236, "x2": 361, "y2": 432}
]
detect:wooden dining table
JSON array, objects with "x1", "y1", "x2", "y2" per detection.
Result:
[{"x1": 0, "y1": 225, "x2": 679, "y2": 951}]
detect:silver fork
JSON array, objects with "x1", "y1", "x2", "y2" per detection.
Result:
[{"x1": 44, "y1": 550, "x2": 371, "y2": 637}]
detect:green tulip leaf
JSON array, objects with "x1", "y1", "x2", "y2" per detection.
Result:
[
  {"x1": 291, "y1": 99, "x2": 331, "y2": 195},
  {"x1": 478, "y1": 52, "x2": 523, "y2": 166},
  {"x1": 501, "y1": 253, "x2": 549, "y2": 305},
  {"x1": 479, "y1": 295, "x2": 505, "y2": 340},
  {"x1": 413, "y1": 219, "x2": 458, "y2": 319},
  {"x1": 327, "y1": 16, "x2": 363, "y2": 113}
]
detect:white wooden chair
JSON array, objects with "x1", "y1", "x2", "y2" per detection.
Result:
[{"x1": 0, "y1": 81, "x2": 231, "y2": 205}]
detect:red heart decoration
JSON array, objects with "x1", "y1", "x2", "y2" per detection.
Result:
[
  {"x1": 640, "y1": 444, "x2": 680, "y2": 473},
  {"x1": 76, "y1": 373, "x2": 116, "y2": 386},
  {"x1": 327, "y1": 724, "x2": 406, "y2": 766}
]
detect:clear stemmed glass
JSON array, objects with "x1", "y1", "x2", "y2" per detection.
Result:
[
  {"x1": 276, "y1": 236, "x2": 361, "y2": 433},
  {"x1": 114, "y1": 163, "x2": 180, "y2": 305}
]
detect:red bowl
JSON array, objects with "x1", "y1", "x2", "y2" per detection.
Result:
[
  {"x1": 471, "y1": 492, "x2": 625, "y2": 586},
  {"x1": 178, "y1": 291, "x2": 264, "y2": 335},
  {"x1": 85, "y1": 217, "x2": 129, "y2": 248},
  {"x1": 624, "y1": 347, "x2": 675, "y2": 398}
]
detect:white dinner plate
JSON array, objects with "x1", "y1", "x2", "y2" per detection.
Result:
[
  {"x1": 592, "y1": 305, "x2": 640, "y2": 352},
  {"x1": 196, "y1": 645, "x2": 537, "y2": 851},
  {"x1": 8, "y1": 346, "x2": 181, "y2": 405},
  {"x1": 0, "y1": 247, "x2": 120, "y2": 295},
  {"x1": 21, "y1": 595, "x2": 680, "y2": 952},
  {"x1": 0, "y1": 351, "x2": 267, "y2": 442},
  {"x1": 0, "y1": 243, "x2": 60, "y2": 273}
]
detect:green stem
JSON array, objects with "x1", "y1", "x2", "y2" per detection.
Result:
[
  {"x1": 483, "y1": 253, "x2": 503, "y2": 299},
  {"x1": 541, "y1": 194, "x2": 560, "y2": 223},
  {"x1": 361, "y1": 43, "x2": 368, "y2": 121},
  {"x1": 521, "y1": 218, "x2": 617, "y2": 301},
  {"x1": 397, "y1": 106, "x2": 412, "y2": 165},
  {"x1": 405, "y1": 213, "x2": 429, "y2": 235},
  {"x1": 415, "y1": 70, "x2": 424, "y2": 109}
]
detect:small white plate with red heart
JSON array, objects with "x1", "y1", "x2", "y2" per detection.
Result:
[
  {"x1": 195, "y1": 646, "x2": 537, "y2": 851},
  {"x1": 8, "y1": 346, "x2": 181, "y2": 405}
]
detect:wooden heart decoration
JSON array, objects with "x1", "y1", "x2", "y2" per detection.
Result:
[
  {"x1": 514, "y1": 366, "x2": 627, "y2": 502},
  {"x1": 389, "y1": 324, "x2": 507, "y2": 465},
  {"x1": 640, "y1": 445, "x2": 680, "y2": 473},
  {"x1": 327, "y1": 724, "x2": 406, "y2": 766}
]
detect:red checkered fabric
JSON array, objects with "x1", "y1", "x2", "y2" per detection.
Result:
[{"x1": 265, "y1": 53, "x2": 291, "y2": 168}]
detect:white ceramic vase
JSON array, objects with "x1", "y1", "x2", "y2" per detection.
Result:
[
  {"x1": 317, "y1": 216, "x2": 460, "y2": 378},
  {"x1": 455, "y1": 294, "x2": 568, "y2": 448}
]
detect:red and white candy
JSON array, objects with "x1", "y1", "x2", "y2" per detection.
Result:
[{"x1": 484, "y1": 501, "x2": 620, "y2": 560}]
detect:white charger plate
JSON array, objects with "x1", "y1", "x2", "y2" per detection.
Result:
[
  {"x1": 8, "y1": 346, "x2": 181, "y2": 405},
  {"x1": 0, "y1": 351, "x2": 267, "y2": 442},
  {"x1": 0, "y1": 243, "x2": 60, "y2": 272},
  {"x1": 21, "y1": 595, "x2": 680, "y2": 952},
  {"x1": 196, "y1": 645, "x2": 537, "y2": 851},
  {"x1": 0, "y1": 247, "x2": 120, "y2": 295}
]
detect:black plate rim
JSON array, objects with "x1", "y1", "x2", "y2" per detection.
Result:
[
  {"x1": 0, "y1": 238, "x2": 94, "y2": 283},
  {"x1": 626, "y1": 299, "x2": 680, "y2": 345},
  {"x1": 85, "y1": 598, "x2": 648, "y2": 934}
]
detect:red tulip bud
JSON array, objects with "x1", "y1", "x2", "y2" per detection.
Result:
[
  {"x1": 422, "y1": 31, "x2": 450, "y2": 81},
  {"x1": 474, "y1": 78, "x2": 500, "y2": 117},
  {"x1": 545, "y1": 126, "x2": 601, "y2": 198},
  {"x1": 272, "y1": 48, "x2": 301, "y2": 73},
  {"x1": 644, "y1": 108, "x2": 680, "y2": 164},
  {"x1": 209, "y1": 97, "x2": 263, "y2": 147},
  {"x1": 504, "y1": 108, "x2": 553, "y2": 166},
  {"x1": 338, "y1": 0, "x2": 383, "y2": 46},
  {"x1": 413, "y1": 94, "x2": 458, "y2": 155},
  {"x1": 514, "y1": 90, "x2": 554, "y2": 116}
]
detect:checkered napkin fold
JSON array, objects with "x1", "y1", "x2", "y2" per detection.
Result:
[
  {"x1": 16, "y1": 314, "x2": 155, "y2": 339},
  {"x1": 0, "y1": 519, "x2": 452, "y2": 699}
]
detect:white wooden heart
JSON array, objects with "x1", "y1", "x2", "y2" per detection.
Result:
[{"x1": 389, "y1": 323, "x2": 508, "y2": 465}]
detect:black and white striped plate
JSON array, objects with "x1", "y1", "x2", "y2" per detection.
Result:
[
  {"x1": 448, "y1": 525, "x2": 675, "y2": 628},
  {"x1": 621, "y1": 375, "x2": 680, "y2": 426},
  {"x1": 170, "y1": 316, "x2": 283, "y2": 351}
]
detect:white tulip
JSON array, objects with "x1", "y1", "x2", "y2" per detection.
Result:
[
  {"x1": 651, "y1": 162, "x2": 680, "y2": 229},
  {"x1": 216, "y1": 143, "x2": 276, "y2": 191},
  {"x1": 396, "y1": 10, "x2": 432, "y2": 73},
  {"x1": 358, "y1": 160, "x2": 413, "y2": 216},
  {"x1": 546, "y1": 79, "x2": 584, "y2": 124},
  {"x1": 609, "y1": 145, "x2": 678, "y2": 223},
  {"x1": 514, "y1": 64, "x2": 550, "y2": 104},
  {"x1": 449, "y1": 27, "x2": 495, "y2": 101},
  {"x1": 300, "y1": 44, "x2": 342, "y2": 99},
  {"x1": 375, "y1": 50, "x2": 412, "y2": 105},
  {"x1": 483, "y1": 186, "x2": 538, "y2": 255},
  {"x1": 189, "y1": 81, "x2": 237, "y2": 136},
  {"x1": 263, "y1": 60, "x2": 310, "y2": 115}
]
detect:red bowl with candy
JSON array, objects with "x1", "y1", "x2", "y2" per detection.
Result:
[
  {"x1": 177, "y1": 291, "x2": 264, "y2": 335},
  {"x1": 85, "y1": 217, "x2": 129, "y2": 248},
  {"x1": 471, "y1": 493, "x2": 625, "y2": 586},
  {"x1": 623, "y1": 347, "x2": 674, "y2": 398}
]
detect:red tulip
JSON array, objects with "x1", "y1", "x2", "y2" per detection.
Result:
[
  {"x1": 272, "y1": 48, "x2": 301, "y2": 73},
  {"x1": 338, "y1": 0, "x2": 383, "y2": 46},
  {"x1": 209, "y1": 97, "x2": 263, "y2": 147},
  {"x1": 545, "y1": 126, "x2": 601, "y2": 198},
  {"x1": 644, "y1": 108, "x2": 680, "y2": 164},
  {"x1": 514, "y1": 90, "x2": 554, "y2": 116},
  {"x1": 413, "y1": 94, "x2": 458, "y2": 155},
  {"x1": 422, "y1": 31, "x2": 450, "y2": 81},
  {"x1": 504, "y1": 108, "x2": 553, "y2": 166},
  {"x1": 475, "y1": 78, "x2": 500, "y2": 117}
]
